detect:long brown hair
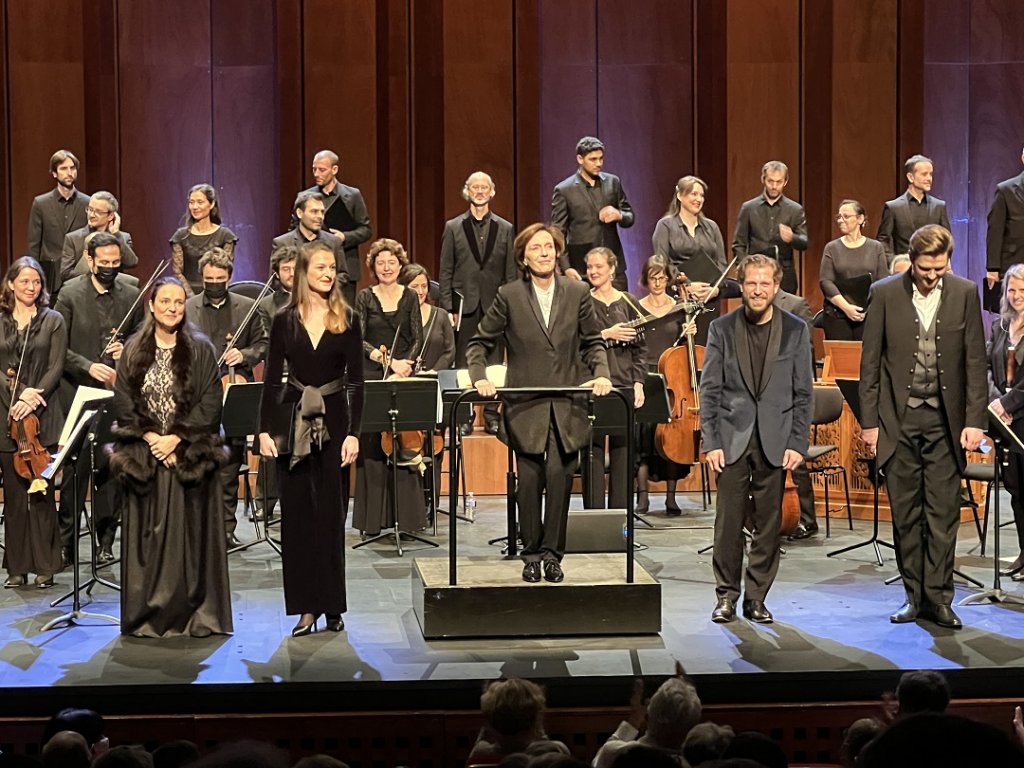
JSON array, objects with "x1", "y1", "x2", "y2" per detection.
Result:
[
  {"x1": 0, "y1": 256, "x2": 50, "y2": 315},
  {"x1": 289, "y1": 241, "x2": 349, "y2": 334}
]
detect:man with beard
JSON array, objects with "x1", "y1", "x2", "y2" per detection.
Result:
[
  {"x1": 877, "y1": 155, "x2": 951, "y2": 264},
  {"x1": 273, "y1": 191, "x2": 348, "y2": 292},
  {"x1": 701, "y1": 254, "x2": 813, "y2": 624},
  {"x1": 731, "y1": 161, "x2": 808, "y2": 294},
  {"x1": 54, "y1": 232, "x2": 143, "y2": 564},
  {"x1": 27, "y1": 150, "x2": 90, "y2": 292},
  {"x1": 468, "y1": 223, "x2": 610, "y2": 584}
]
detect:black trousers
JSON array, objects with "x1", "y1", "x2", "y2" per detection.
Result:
[
  {"x1": 821, "y1": 309, "x2": 865, "y2": 342},
  {"x1": 219, "y1": 440, "x2": 245, "y2": 537},
  {"x1": 713, "y1": 430, "x2": 784, "y2": 603},
  {"x1": 58, "y1": 446, "x2": 121, "y2": 550},
  {"x1": 793, "y1": 463, "x2": 816, "y2": 528},
  {"x1": 583, "y1": 432, "x2": 630, "y2": 510},
  {"x1": 455, "y1": 305, "x2": 502, "y2": 425},
  {"x1": 255, "y1": 456, "x2": 280, "y2": 516},
  {"x1": 1002, "y1": 450, "x2": 1024, "y2": 553},
  {"x1": 780, "y1": 261, "x2": 798, "y2": 295},
  {"x1": 515, "y1": 425, "x2": 577, "y2": 563},
  {"x1": 884, "y1": 403, "x2": 962, "y2": 607}
]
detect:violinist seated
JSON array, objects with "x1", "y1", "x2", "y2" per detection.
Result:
[
  {"x1": 0, "y1": 256, "x2": 68, "y2": 590},
  {"x1": 185, "y1": 247, "x2": 269, "y2": 550},
  {"x1": 54, "y1": 231, "x2": 144, "y2": 565}
]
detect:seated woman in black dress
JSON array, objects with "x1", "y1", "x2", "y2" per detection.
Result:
[
  {"x1": 258, "y1": 240, "x2": 363, "y2": 637},
  {"x1": 819, "y1": 199, "x2": 888, "y2": 340},
  {"x1": 169, "y1": 184, "x2": 238, "y2": 296},
  {"x1": 352, "y1": 238, "x2": 426, "y2": 538},
  {"x1": 111, "y1": 276, "x2": 231, "y2": 637}
]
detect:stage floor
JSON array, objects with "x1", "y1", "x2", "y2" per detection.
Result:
[{"x1": 2, "y1": 492, "x2": 1024, "y2": 714}]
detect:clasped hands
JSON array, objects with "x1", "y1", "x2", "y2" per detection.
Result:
[
  {"x1": 10, "y1": 387, "x2": 46, "y2": 421},
  {"x1": 144, "y1": 431, "x2": 181, "y2": 468}
]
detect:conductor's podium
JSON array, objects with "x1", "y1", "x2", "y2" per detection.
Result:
[{"x1": 412, "y1": 554, "x2": 661, "y2": 639}]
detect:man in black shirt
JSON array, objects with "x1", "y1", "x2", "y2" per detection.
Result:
[
  {"x1": 185, "y1": 248, "x2": 269, "y2": 548},
  {"x1": 731, "y1": 161, "x2": 808, "y2": 294},
  {"x1": 27, "y1": 150, "x2": 90, "y2": 294},
  {"x1": 290, "y1": 150, "x2": 371, "y2": 306},
  {"x1": 60, "y1": 191, "x2": 139, "y2": 294},
  {"x1": 54, "y1": 232, "x2": 143, "y2": 564},
  {"x1": 274, "y1": 191, "x2": 349, "y2": 291},
  {"x1": 877, "y1": 155, "x2": 951, "y2": 263}
]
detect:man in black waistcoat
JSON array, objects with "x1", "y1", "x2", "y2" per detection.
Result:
[
  {"x1": 27, "y1": 150, "x2": 89, "y2": 294},
  {"x1": 290, "y1": 150, "x2": 371, "y2": 307},
  {"x1": 186, "y1": 248, "x2": 269, "y2": 548},
  {"x1": 54, "y1": 232, "x2": 144, "y2": 564},
  {"x1": 860, "y1": 224, "x2": 986, "y2": 629}
]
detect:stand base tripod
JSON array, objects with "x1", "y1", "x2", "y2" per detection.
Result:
[
  {"x1": 42, "y1": 605, "x2": 119, "y2": 632},
  {"x1": 354, "y1": 528, "x2": 438, "y2": 558}
]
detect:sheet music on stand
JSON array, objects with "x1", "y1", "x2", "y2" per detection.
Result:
[
  {"x1": 452, "y1": 290, "x2": 465, "y2": 333},
  {"x1": 988, "y1": 404, "x2": 1024, "y2": 453},
  {"x1": 44, "y1": 409, "x2": 97, "y2": 482},
  {"x1": 59, "y1": 386, "x2": 113, "y2": 447}
]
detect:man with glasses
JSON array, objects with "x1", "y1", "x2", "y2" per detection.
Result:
[{"x1": 58, "y1": 191, "x2": 138, "y2": 295}]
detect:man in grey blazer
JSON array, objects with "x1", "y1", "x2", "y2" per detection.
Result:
[
  {"x1": 468, "y1": 223, "x2": 611, "y2": 584},
  {"x1": 985, "y1": 148, "x2": 1024, "y2": 309},
  {"x1": 27, "y1": 150, "x2": 90, "y2": 292},
  {"x1": 60, "y1": 191, "x2": 139, "y2": 291},
  {"x1": 551, "y1": 136, "x2": 634, "y2": 290},
  {"x1": 273, "y1": 191, "x2": 349, "y2": 288},
  {"x1": 877, "y1": 154, "x2": 951, "y2": 263},
  {"x1": 701, "y1": 255, "x2": 813, "y2": 624},
  {"x1": 860, "y1": 224, "x2": 986, "y2": 629},
  {"x1": 439, "y1": 171, "x2": 517, "y2": 434}
]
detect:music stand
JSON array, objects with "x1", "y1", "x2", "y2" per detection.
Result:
[
  {"x1": 41, "y1": 408, "x2": 118, "y2": 631},
  {"x1": 224, "y1": 382, "x2": 280, "y2": 555},
  {"x1": 959, "y1": 409, "x2": 1024, "y2": 606},
  {"x1": 437, "y1": 369, "x2": 471, "y2": 525},
  {"x1": 354, "y1": 379, "x2": 440, "y2": 556},
  {"x1": 826, "y1": 379, "x2": 895, "y2": 565}
]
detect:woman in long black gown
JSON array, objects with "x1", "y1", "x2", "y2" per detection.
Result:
[
  {"x1": 111, "y1": 276, "x2": 231, "y2": 637},
  {"x1": 352, "y1": 238, "x2": 425, "y2": 537},
  {"x1": 0, "y1": 257, "x2": 66, "y2": 589},
  {"x1": 259, "y1": 240, "x2": 363, "y2": 637}
]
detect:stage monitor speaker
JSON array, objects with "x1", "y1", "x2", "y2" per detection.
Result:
[{"x1": 565, "y1": 508, "x2": 627, "y2": 553}]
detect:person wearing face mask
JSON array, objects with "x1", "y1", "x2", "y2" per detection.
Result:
[
  {"x1": 185, "y1": 248, "x2": 268, "y2": 549},
  {"x1": 54, "y1": 232, "x2": 144, "y2": 565}
]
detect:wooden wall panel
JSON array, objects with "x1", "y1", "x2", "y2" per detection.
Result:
[
  {"x1": 0, "y1": 3, "x2": 9, "y2": 264},
  {"x1": 376, "y1": 0, "x2": 411, "y2": 249},
  {"x1": 212, "y1": 0, "x2": 278, "y2": 281},
  {"x1": 441, "y1": 0, "x2": 516, "y2": 255},
  {"x1": 274, "y1": 0, "x2": 304, "y2": 234},
  {"x1": 694, "y1": 0, "x2": 727, "y2": 222},
  {"x1": 81, "y1": 0, "x2": 120, "y2": 197},
  {"x1": 832, "y1": 0, "x2": 898, "y2": 247},
  {"x1": 597, "y1": 0, "x2": 694, "y2": 283},
  {"x1": 117, "y1": 1, "x2": 213, "y2": 277},
  {"x1": 6, "y1": 1, "x2": 86, "y2": 259},
  {"x1": 724, "y1": 0, "x2": 800, "y2": 241}
]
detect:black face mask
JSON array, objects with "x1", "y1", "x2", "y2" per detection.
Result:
[
  {"x1": 204, "y1": 281, "x2": 228, "y2": 300},
  {"x1": 94, "y1": 266, "x2": 119, "y2": 287}
]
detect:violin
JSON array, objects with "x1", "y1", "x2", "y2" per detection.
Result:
[
  {"x1": 780, "y1": 470, "x2": 801, "y2": 536},
  {"x1": 7, "y1": 319, "x2": 50, "y2": 493}
]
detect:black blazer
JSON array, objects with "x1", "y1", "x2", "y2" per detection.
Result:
[
  {"x1": 438, "y1": 211, "x2": 516, "y2": 315},
  {"x1": 859, "y1": 272, "x2": 987, "y2": 473},
  {"x1": 271, "y1": 228, "x2": 349, "y2": 286},
  {"x1": 290, "y1": 183, "x2": 372, "y2": 280},
  {"x1": 876, "y1": 192, "x2": 951, "y2": 261},
  {"x1": 987, "y1": 318, "x2": 1024, "y2": 416},
  {"x1": 60, "y1": 226, "x2": 139, "y2": 284},
  {"x1": 551, "y1": 172, "x2": 634, "y2": 274},
  {"x1": 185, "y1": 292, "x2": 269, "y2": 379},
  {"x1": 986, "y1": 171, "x2": 1024, "y2": 274},
  {"x1": 466, "y1": 277, "x2": 610, "y2": 454},
  {"x1": 27, "y1": 188, "x2": 90, "y2": 266}
]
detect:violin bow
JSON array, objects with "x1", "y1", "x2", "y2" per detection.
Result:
[
  {"x1": 104, "y1": 259, "x2": 172, "y2": 355},
  {"x1": 217, "y1": 274, "x2": 276, "y2": 368}
]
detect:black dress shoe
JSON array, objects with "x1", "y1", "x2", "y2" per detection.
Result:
[
  {"x1": 97, "y1": 546, "x2": 115, "y2": 565},
  {"x1": 291, "y1": 615, "x2": 319, "y2": 637},
  {"x1": 522, "y1": 562, "x2": 541, "y2": 583},
  {"x1": 932, "y1": 604, "x2": 963, "y2": 629},
  {"x1": 788, "y1": 522, "x2": 819, "y2": 541},
  {"x1": 325, "y1": 614, "x2": 345, "y2": 632},
  {"x1": 61, "y1": 548, "x2": 72, "y2": 568},
  {"x1": 742, "y1": 599, "x2": 774, "y2": 623},
  {"x1": 226, "y1": 533, "x2": 242, "y2": 549},
  {"x1": 711, "y1": 597, "x2": 736, "y2": 623},
  {"x1": 665, "y1": 499, "x2": 682, "y2": 517},
  {"x1": 890, "y1": 601, "x2": 919, "y2": 624},
  {"x1": 484, "y1": 421, "x2": 500, "y2": 435},
  {"x1": 543, "y1": 560, "x2": 564, "y2": 583},
  {"x1": 1000, "y1": 554, "x2": 1024, "y2": 577},
  {"x1": 459, "y1": 422, "x2": 474, "y2": 437}
]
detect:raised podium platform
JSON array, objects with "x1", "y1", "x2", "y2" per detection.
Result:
[{"x1": 412, "y1": 554, "x2": 661, "y2": 639}]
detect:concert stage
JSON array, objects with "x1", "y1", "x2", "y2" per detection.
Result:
[{"x1": 2, "y1": 493, "x2": 1023, "y2": 722}]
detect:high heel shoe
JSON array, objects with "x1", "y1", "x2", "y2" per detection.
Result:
[
  {"x1": 325, "y1": 614, "x2": 345, "y2": 632},
  {"x1": 34, "y1": 574, "x2": 54, "y2": 589},
  {"x1": 3, "y1": 574, "x2": 26, "y2": 588},
  {"x1": 291, "y1": 614, "x2": 319, "y2": 637},
  {"x1": 665, "y1": 498, "x2": 682, "y2": 517},
  {"x1": 1000, "y1": 553, "x2": 1024, "y2": 577}
]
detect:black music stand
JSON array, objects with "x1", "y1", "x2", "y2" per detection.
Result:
[
  {"x1": 827, "y1": 379, "x2": 895, "y2": 565},
  {"x1": 41, "y1": 409, "x2": 118, "y2": 631},
  {"x1": 355, "y1": 379, "x2": 440, "y2": 556},
  {"x1": 959, "y1": 409, "x2": 1024, "y2": 607},
  {"x1": 437, "y1": 369, "x2": 470, "y2": 525},
  {"x1": 224, "y1": 383, "x2": 279, "y2": 555}
]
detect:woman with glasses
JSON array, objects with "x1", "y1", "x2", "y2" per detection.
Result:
[{"x1": 819, "y1": 199, "x2": 888, "y2": 340}]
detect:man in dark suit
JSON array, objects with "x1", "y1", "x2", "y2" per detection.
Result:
[
  {"x1": 60, "y1": 191, "x2": 139, "y2": 293},
  {"x1": 731, "y1": 161, "x2": 808, "y2": 294},
  {"x1": 290, "y1": 150, "x2": 371, "y2": 306},
  {"x1": 860, "y1": 224, "x2": 986, "y2": 629},
  {"x1": 551, "y1": 136, "x2": 634, "y2": 290},
  {"x1": 468, "y1": 223, "x2": 611, "y2": 584},
  {"x1": 984, "y1": 148, "x2": 1024, "y2": 309},
  {"x1": 877, "y1": 155, "x2": 951, "y2": 264},
  {"x1": 274, "y1": 191, "x2": 349, "y2": 289},
  {"x1": 27, "y1": 149, "x2": 90, "y2": 292},
  {"x1": 701, "y1": 255, "x2": 813, "y2": 624},
  {"x1": 186, "y1": 247, "x2": 269, "y2": 549},
  {"x1": 439, "y1": 171, "x2": 517, "y2": 434},
  {"x1": 54, "y1": 232, "x2": 144, "y2": 564}
]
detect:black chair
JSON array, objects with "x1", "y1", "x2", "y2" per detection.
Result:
[
  {"x1": 806, "y1": 384, "x2": 853, "y2": 537},
  {"x1": 229, "y1": 280, "x2": 269, "y2": 301},
  {"x1": 962, "y1": 461, "x2": 996, "y2": 555}
]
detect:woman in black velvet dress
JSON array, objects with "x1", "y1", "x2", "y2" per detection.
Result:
[
  {"x1": 259, "y1": 241, "x2": 363, "y2": 637},
  {"x1": 351, "y1": 239, "x2": 425, "y2": 537}
]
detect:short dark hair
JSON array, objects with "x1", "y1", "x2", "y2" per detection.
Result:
[
  {"x1": 399, "y1": 263, "x2": 430, "y2": 285},
  {"x1": 895, "y1": 670, "x2": 950, "y2": 715},
  {"x1": 41, "y1": 708, "x2": 104, "y2": 747},
  {"x1": 87, "y1": 231, "x2": 121, "y2": 258},
  {"x1": 640, "y1": 255, "x2": 678, "y2": 289},
  {"x1": 294, "y1": 190, "x2": 324, "y2": 213},
  {"x1": 50, "y1": 149, "x2": 80, "y2": 173},
  {"x1": 905, "y1": 154, "x2": 933, "y2": 175},
  {"x1": 480, "y1": 677, "x2": 547, "y2": 738},
  {"x1": 908, "y1": 224, "x2": 953, "y2": 261},
  {"x1": 575, "y1": 136, "x2": 605, "y2": 156},
  {"x1": 270, "y1": 244, "x2": 299, "y2": 274},
  {"x1": 198, "y1": 246, "x2": 234, "y2": 277}
]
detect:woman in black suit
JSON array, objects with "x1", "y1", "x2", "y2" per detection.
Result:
[{"x1": 988, "y1": 262, "x2": 1024, "y2": 576}]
